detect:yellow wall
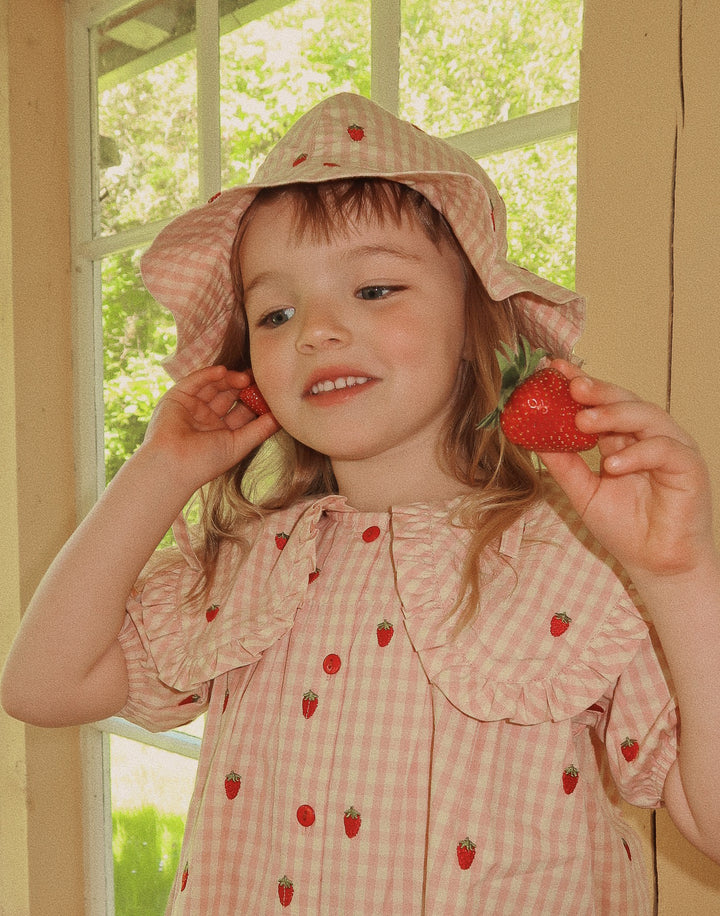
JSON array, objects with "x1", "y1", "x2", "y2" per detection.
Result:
[
  {"x1": 578, "y1": 1, "x2": 720, "y2": 910},
  {"x1": 0, "y1": 1, "x2": 85, "y2": 913},
  {"x1": 2, "y1": 1, "x2": 720, "y2": 913}
]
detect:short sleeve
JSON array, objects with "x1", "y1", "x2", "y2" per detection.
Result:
[
  {"x1": 600, "y1": 615, "x2": 678, "y2": 808},
  {"x1": 116, "y1": 497, "x2": 338, "y2": 732}
]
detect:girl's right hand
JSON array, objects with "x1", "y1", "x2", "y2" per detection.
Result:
[{"x1": 142, "y1": 365, "x2": 280, "y2": 493}]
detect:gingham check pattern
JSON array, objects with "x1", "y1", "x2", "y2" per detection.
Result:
[
  {"x1": 140, "y1": 93, "x2": 586, "y2": 381},
  {"x1": 119, "y1": 489, "x2": 676, "y2": 914}
]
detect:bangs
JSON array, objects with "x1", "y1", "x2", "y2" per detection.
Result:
[{"x1": 243, "y1": 178, "x2": 459, "y2": 249}]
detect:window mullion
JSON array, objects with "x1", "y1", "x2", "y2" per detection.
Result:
[
  {"x1": 371, "y1": 0, "x2": 401, "y2": 114},
  {"x1": 197, "y1": 0, "x2": 222, "y2": 201}
]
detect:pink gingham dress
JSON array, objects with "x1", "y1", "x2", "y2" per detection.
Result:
[{"x1": 119, "y1": 486, "x2": 677, "y2": 914}]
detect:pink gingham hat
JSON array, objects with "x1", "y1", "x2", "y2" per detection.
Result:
[{"x1": 141, "y1": 92, "x2": 584, "y2": 380}]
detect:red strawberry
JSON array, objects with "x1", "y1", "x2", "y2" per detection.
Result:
[
  {"x1": 376, "y1": 619, "x2": 394, "y2": 647},
  {"x1": 278, "y1": 875, "x2": 294, "y2": 907},
  {"x1": 292, "y1": 152, "x2": 308, "y2": 166},
  {"x1": 181, "y1": 863, "x2": 189, "y2": 891},
  {"x1": 302, "y1": 689, "x2": 318, "y2": 719},
  {"x1": 238, "y1": 383, "x2": 270, "y2": 416},
  {"x1": 344, "y1": 805, "x2": 361, "y2": 838},
  {"x1": 347, "y1": 122, "x2": 364, "y2": 141},
  {"x1": 562, "y1": 764, "x2": 579, "y2": 795},
  {"x1": 456, "y1": 837, "x2": 476, "y2": 870},
  {"x1": 550, "y1": 612, "x2": 571, "y2": 637},
  {"x1": 621, "y1": 737, "x2": 639, "y2": 762},
  {"x1": 222, "y1": 686, "x2": 230, "y2": 713},
  {"x1": 478, "y1": 337, "x2": 598, "y2": 453},
  {"x1": 178, "y1": 693, "x2": 201, "y2": 706},
  {"x1": 308, "y1": 567, "x2": 320, "y2": 583},
  {"x1": 275, "y1": 532, "x2": 289, "y2": 550},
  {"x1": 224, "y1": 770, "x2": 242, "y2": 799},
  {"x1": 205, "y1": 603, "x2": 219, "y2": 622}
]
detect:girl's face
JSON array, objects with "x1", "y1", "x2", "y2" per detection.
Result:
[{"x1": 239, "y1": 194, "x2": 468, "y2": 480}]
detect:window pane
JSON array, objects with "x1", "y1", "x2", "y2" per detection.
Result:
[
  {"x1": 111, "y1": 735, "x2": 195, "y2": 916},
  {"x1": 479, "y1": 134, "x2": 577, "y2": 290},
  {"x1": 399, "y1": 0, "x2": 583, "y2": 137},
  {"x1": 220, "y1": 0, "x2": 371, "y2": 189},
  {"x1": 92, "y1": 1, "x2": 199, "y2": 235},
  {"x1": 102, "y1": 249, "x2": 176, "y2": 483}
]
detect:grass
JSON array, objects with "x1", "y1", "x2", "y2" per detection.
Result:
[{"x1": 113, "y1": 806, "x2": 185, "y2": 915}]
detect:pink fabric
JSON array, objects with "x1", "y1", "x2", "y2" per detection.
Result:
[
  {"x1": 140, "y1": 93, "x2": 585, "y2": 381},
  {"x1": 119, "y1": 488, "x2": 676, "y2": 914}
]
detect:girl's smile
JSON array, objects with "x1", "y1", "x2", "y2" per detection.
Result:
[{"x1": 238, "y1": 193, "x2": 470, "y2": 504}]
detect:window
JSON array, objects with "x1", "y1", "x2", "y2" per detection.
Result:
[{"x1": 69, "y1": 1, "x2": 582, "y2": 911}]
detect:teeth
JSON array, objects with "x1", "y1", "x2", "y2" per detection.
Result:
[{"x1": 310, "y1": 376, "x2": 369, "y2": 395}]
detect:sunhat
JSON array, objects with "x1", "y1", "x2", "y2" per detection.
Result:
[{"x1": 141, "y1": 92, "x2": 584, "y2": 381}]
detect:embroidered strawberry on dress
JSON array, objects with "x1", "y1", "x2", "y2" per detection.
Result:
[
  {"x1": 456, "y1": 837, "x2": 476, "y2": 870},
  {"x1": 562, "y1": 765, "x2": 579, "y2": 795}
]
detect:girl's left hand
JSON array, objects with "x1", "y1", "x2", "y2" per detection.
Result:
[{"x1": 539, "y1": 361, "x2": 715, "y2": 582}]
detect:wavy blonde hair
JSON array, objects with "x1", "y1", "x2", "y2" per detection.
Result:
[{"x1": 183, "y1": 179, "x2": 543, "y2": 627}]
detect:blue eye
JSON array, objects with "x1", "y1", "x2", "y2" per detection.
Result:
[
  {"x1": 357, "y1": 285, "x2": 395, "y2": 301},
  {"x1": 261, "y1": 307, "x2": 295, "y2": 327}
]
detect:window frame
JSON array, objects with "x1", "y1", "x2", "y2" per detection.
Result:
[{"x1": 67, "y1": 1, "x2": 580, "y2": 910}]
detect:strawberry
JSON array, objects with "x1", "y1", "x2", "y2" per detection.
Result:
[
  {"x1": 550, "y1": 612, "x2": 571, "y2": 637},
  {"x1": 622, "y1": 837, "x2": 633, "y2": 861},
  {"x1": 347, "y1": 123, "x2": 364, "y2": 141},
  {"x1": 308, "y1": 567, "x2": 320, "y2": 584},
  {"x1": 238, "y1": 383, "x2": 270, "y2": 416},
  {"x1": 181, "y1": 863, "x2": 189, "y2": 891},
  {"x1": 344, "y1": 805, "x2": 361, "y2": 838},
  {"x1": 376, "y1": 619, "x2": 394, "y2": 647},
  {"x1": 178, "y1": 693, "x2": 201, "y2": 706},
  {"x1": 278, "y1": 875, "x2": 294, "y2": 907},
  {"x1": 224, "y1": 771, "x2": 242, "y2": 799},
  {"x1": 302, "y1": 689, "x2": 318, "y2": 719},
  {"x1": 292, "y1": 152, "x2": 308, "y2": 167},
  {"x1": 562, "y1": 764, "x2": 579, "y2": 795},
  {"x1": 456, "y1": 837, "x2": 476, "y2": 870},
  {"x1": 478, "y1": 337, "x2": 598, "y2": 453},
  {"x1": 621, "y1": 737, "x2": 639, "y2": 762},
  {"x1": 275, "y1": 532, "x2": 289, "y2": 550},
  {"x1": 222, "y1": 686, "x2": 230, "y2": 713},
  {"x1": 205, "y1": 603, "x2": 219, "y2": 622}
]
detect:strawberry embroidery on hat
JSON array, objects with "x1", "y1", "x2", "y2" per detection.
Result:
[
  {"x1": 302, "y1": 689, "x2": 318, "y2": 719},
  {"x1": 278, "y1": 875, "x2": 294, "y2": 907},
  {"x1": 344, "y1": 805, "x2": 362, "y2": 837},
  {"x1": 347, "y1": 122, "x2": 365, "y2": 141},
  {"x1": 224, "y1": 771, "x2": 242, "y2": 800},
  {"x1": 550, "y1": 612, "x2": 571, "y2": 636},
  {"x1": 456, "y1": 837, "x2": 476, "y2": 870},
  {"x1": 376, "y1": 619, "x2": 394, "y2": 647},
  {"x1": 621, "y1": 737, "x2": 639, "y2": 762},
  {"x1": 292, "y1": 153, "x2": 307, "y2": 167},
  {"x1": 562, "y1": 765, "x2": 579, "y2": 795},
  {"x1": 180, "y1": 862, "x2": 189, "y2": 891},
  {"x1": 207, "y1": 191, "x2": 221, "y2": 203}
]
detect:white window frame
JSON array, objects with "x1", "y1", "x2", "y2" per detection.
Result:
[{"x1": 67, "y1": 1, "x2": 579, "y2": 910}]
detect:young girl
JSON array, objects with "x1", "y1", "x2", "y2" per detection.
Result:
[{"x1": 3, "y1": 93, "x2": 720, "y2": 914}]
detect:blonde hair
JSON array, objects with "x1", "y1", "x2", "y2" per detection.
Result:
[{"x1": 185, "y1": 179, "x2": 543, "y2": 626}]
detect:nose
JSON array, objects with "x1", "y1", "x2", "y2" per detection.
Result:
[{"x1": 295, "y1": 300, "x2": 350, "y2": 354}]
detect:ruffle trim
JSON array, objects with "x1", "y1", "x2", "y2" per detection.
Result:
[
  {"x1": 390, "y1": 500, "x2": 650, "y2": 725},
  {"x1": 126, "y1": 496, "x2": 347, "y2": 691}
]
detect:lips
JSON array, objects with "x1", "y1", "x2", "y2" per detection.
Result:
[
  {"x1": 303, "y1": 367, "x2": 375, "y2": 398},
  {"x1": 310, "y1": 375, "x2": 370, "y2": 395}
]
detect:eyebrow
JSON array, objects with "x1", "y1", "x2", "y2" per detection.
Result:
[{"x1": 243, "y1": 241, "x2": 426, "y2": 299}]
